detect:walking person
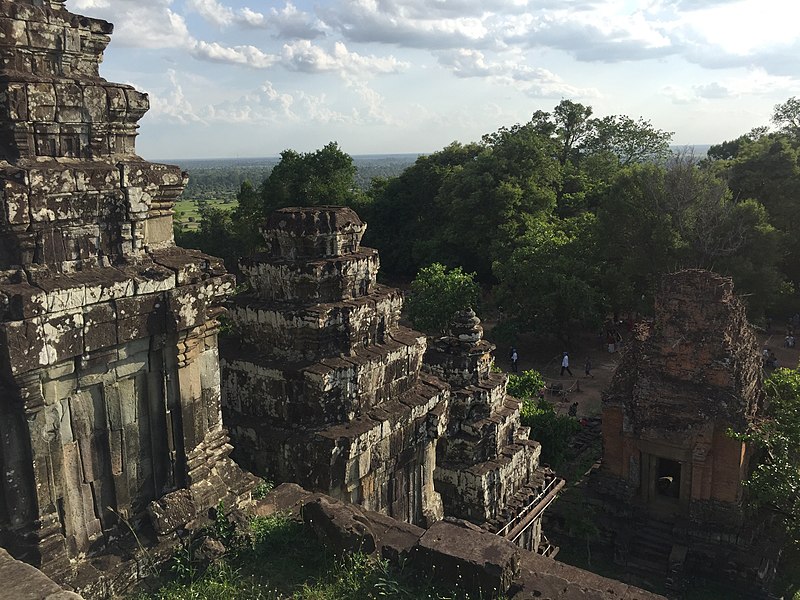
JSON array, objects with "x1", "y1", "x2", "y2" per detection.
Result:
[
  {"x1": 510, "y1": 348, "x2": 518, "y2": 373},
  {"x1": 584, "y1": 356, "x2": 594, "y2": 378},
  {"x1": 560, "y1": 352, "x2": 573, "y2": 377}
]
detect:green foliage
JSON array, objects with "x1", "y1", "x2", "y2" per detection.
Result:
[
  {"x1": 365, "y1": 143, "x2": 481, "y2": 277},
  {"x1": 211, "y1": 502, "x2": 237, "y2": 547},
  {"x1": 585, "y1": 114, "x2": 672, "y2": 166},
  {"x1": 261, "y1": 142, "x2": 366, "y2": 214},
  {"x1": 140, "y1": 510, "x2": 499, "y2": 600},
  {"x1": 738, "y1": 369, "x2": 800, "y2": 546},
  {"x1": 772, "y1": 96, "x2": 800, "y2": 138},
  {"x1": 506, "y1": 369, "x2": 545, "y2": 400},
  {"x1": 595, "y1": 155, "x2": 782, "y2": 318},
  {"x1": 405, "y1": 263, "x2": 480, "y2": 334},
  {"x1": 252, "y1": 479, "x2": 274, "y2": 500},
  {"x1": 520, "y1": 398, "x2": 580, "y2": 467},
  {"x1": 493, "y1": 213, "x2": 605, "y2": 341}
]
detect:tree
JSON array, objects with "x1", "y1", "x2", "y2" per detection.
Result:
[
  {"x1": 176, "y1": 205, "x2": 242, "y2": 272},
  {"x1": 584, "y1": 115, "x2": 672, "y2": 166},
  {"x1": 432, "y1": 121, "x2": 559, "y2": 279},
  {"x1": 260, "y1": 142, "x2": 366, "y2": 213},
  {"x1": 553, "y1": 100, "x2": 594, "y2": 168},
  {"x1": 230, "y1": 180, "x2": 264, "y2": 256},
  {"x1": 595, "y1": 156, "x2": 782, "y2": 317},
  {"x1": 507, "y1": 369, "x2": 546, "y2": 399},
  {"x1": 365, "y1": 142, "x2": 481, "y2": 277},
  {"x1": 520, "y1": 397, "x2": 580, "y2": 467},
  {"x1": 493, "y1": 213, "x2": 605, "y2": 343},
  {"x1": 772, "y1": 96, "x2": 800, "y2": 139},
  {"x1": 739, "y1": 368, "x2": 800, "y2": 546},
  {"x1": 405, "y1": 263, "x2": 480, "y2": 334}
]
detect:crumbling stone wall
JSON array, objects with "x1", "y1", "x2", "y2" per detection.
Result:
[
  {"x1": 264, "y1": 483, "x2": 666, "y2": 600},
  {"x1": 423, "y1": 309, "x2": 561, "y2": 552},
  {"x1": 0, "y1": 0, "x2": 254, "y2": 579},
  {"x1": 222, "y1": 207, "x2": 448, "y2": 527}
]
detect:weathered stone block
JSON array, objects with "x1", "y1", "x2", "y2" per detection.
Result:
[
  {"x1": 416, "y1": 520, "x2": 520, "y2": 597},
  {"x1": 147, "y1": 489, "x2": 197, "y2": 535}
]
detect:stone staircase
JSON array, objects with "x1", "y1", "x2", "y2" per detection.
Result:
[{"x1": 625, "y1": 517, "x2": 675, "y2": 578}]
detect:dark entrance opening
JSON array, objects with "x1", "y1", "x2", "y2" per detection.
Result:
[{"x1": 655, "y1": 457, "x2": 681, "y2": 499}]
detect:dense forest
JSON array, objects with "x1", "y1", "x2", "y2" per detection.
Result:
[
  {"x1": 176, "y1": 98, "x2": 800, "y2": 342},
  {"x1": 176, "y1": 154, "x2": 419, "y2": 202}
]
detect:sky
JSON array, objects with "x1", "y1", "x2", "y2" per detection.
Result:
[{"x1": 65, "y1": 0, "x2": 800, "y2": 160}]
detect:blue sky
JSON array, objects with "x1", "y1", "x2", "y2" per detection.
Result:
[{"x1": 66, "y1": 0, "x2": 800, "y2": 160}]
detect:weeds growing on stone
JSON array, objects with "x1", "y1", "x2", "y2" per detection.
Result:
[{"x1": 135, "y1": 510, "x2": 508, "y2": 600}]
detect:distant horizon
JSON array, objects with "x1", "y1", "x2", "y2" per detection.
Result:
[{"x1": 154, "y1": 145, "x2": 713, "y2": 164}]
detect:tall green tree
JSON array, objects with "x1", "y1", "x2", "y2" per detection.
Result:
[
  {"x1": 739, "y1": 368, "x2": 800, "y2": 547},
  {"x1": 261, "y1": 142, "x2": 366, "y2": 213},
  {"x1": 772, "y1": 96, "x2": 800, "y2": 139},
  {"x1": 596, "y1": 156, "x2": 781, "y2": 317},
  {"x1": 493, "y1": 213, "x2": 605, "y2": 342},
  {"x1": 430, "y1": 121, "x2": 560, "y2": 280},
  {"x1": 365, "y1": 142, "x2": 481, "y2": 277},
  {"x1": 405, "y1": 263, "x2": 480, "y2": 335}
]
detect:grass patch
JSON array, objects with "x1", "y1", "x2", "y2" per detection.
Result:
[
  {"x1": 173, "y1": 198, "x2": 236, "y2": 231},
  {"x1": 135, "y1": 510, "x2": 504, "y2": 599}
]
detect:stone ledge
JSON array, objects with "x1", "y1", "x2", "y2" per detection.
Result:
[{"x1": 0, "y1": 547, "x2": 84, "y2": 600}]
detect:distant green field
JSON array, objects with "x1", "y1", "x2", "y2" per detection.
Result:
[{"x1": 174, "y1": 198, "x2": 237, "y2": 231}]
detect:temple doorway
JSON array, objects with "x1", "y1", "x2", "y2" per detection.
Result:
[{"x1": 655, "y1": 457, "x2": 681, "y2": 500}]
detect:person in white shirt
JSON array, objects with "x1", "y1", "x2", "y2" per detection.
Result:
[{"x1": 561, "y1": 352, "x2": 573, "y2": 376}]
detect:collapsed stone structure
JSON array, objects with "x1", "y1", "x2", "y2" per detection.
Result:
[
  {"x1": 594, "y1": 269, "x2": 776, "y2": 590},
  {"x1": 222, "y1": 207, "x2": 448, "y2": 526},
  {"x1": 0, "y1": 0, "x2": 254, "y2": 581},
  {"x1": 423, "y1": 309, "x2": 563, "y2": 551}
]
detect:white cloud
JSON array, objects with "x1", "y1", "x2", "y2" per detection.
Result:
[
  {"x1": 437, "y1": 49, "x2": 599, "y2": 99},
  {"x1": 68, "y1": 0, "x2": 193, "y2": 49},
  {"x1": 281, "y1": 41, "x2": 408, "y2": 77},
  {"x1": 269, "y1": 3, "x2": 327, "y2": 39},
  {"x1": 191, "y1": 41, "x2": 278, "y2": 68},
  {"x1": 186, "y1": 0, "x2": 234, "y2": 27},
  {"x1": 240, "y1": 7, "x2": 267, "y2": 27},
  {"x1": 72, "y1": 0, "x2": 111, "y2": 8},
  {"x1": 148, "y1": 70, "x2": 205, "y2": 124},
  {"x1": 322, "y1": 0, "x2": 491, "y2": 49}
]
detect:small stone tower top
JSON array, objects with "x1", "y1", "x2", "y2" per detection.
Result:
[
  {"x1": 449, "y1": 308, "x2": 484, "y2": 343},
  {"x1": 263, "y1": 206, "x2": 366, "y2": 260}
]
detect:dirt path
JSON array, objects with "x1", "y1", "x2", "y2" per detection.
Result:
[
  {"x1": 487, "y1": 323, "x2": 800, "y2": 420},
  {"x1": 487, "y1": 327, "x2": 623, "y2": 419}
]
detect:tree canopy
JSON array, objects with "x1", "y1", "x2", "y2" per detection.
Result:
[
  {"x1": 405, "y1": 263, "x2": 481, "y2": 335},
  {"x1": 180, "y1": 97, "x2": 799, "y2": 337}
]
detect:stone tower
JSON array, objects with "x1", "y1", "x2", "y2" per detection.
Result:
[
  {"x1": 602, "y1": 270, "x2": 763, "y2": 516},
  {"x1": 423, "y1": 308, "x2": 562, "y2": 552},
  {"x1": 597, "y1": 269, "x2": 774, "y2": 587},
  {"x1": 222, "y1": 207, "x2": 448, "y2": 526},
  {"x1": 0, "y1": 0, "x2": 253, "y2": 575}
]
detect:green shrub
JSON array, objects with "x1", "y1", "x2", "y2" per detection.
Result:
[{"x1": 520, "y1": 398, "x2": 580, "y2": 468}]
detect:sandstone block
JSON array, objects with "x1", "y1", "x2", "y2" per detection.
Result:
[{"x1": 147, "y1": 489, "x2": 197, "y2": 535}]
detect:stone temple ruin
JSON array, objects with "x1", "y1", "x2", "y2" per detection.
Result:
[
  {"x1": 423, "y1": 308, "x2": 563, "y2": 551},
  {"x1": 0, "y1": 0, "x2": 254, "y2": 581},
  {"x1": 221, "y1": 207, "x2": 558, "y2": 551},
  {"x1": 594, "y1": 269, "x2": 776, "y2": 590},
  {"x1": 222, "y1": 206, "x2": 448, "y2": 526},
  {"x1": 0, "y1": 3, "x2": 777, "y2": 600}
]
